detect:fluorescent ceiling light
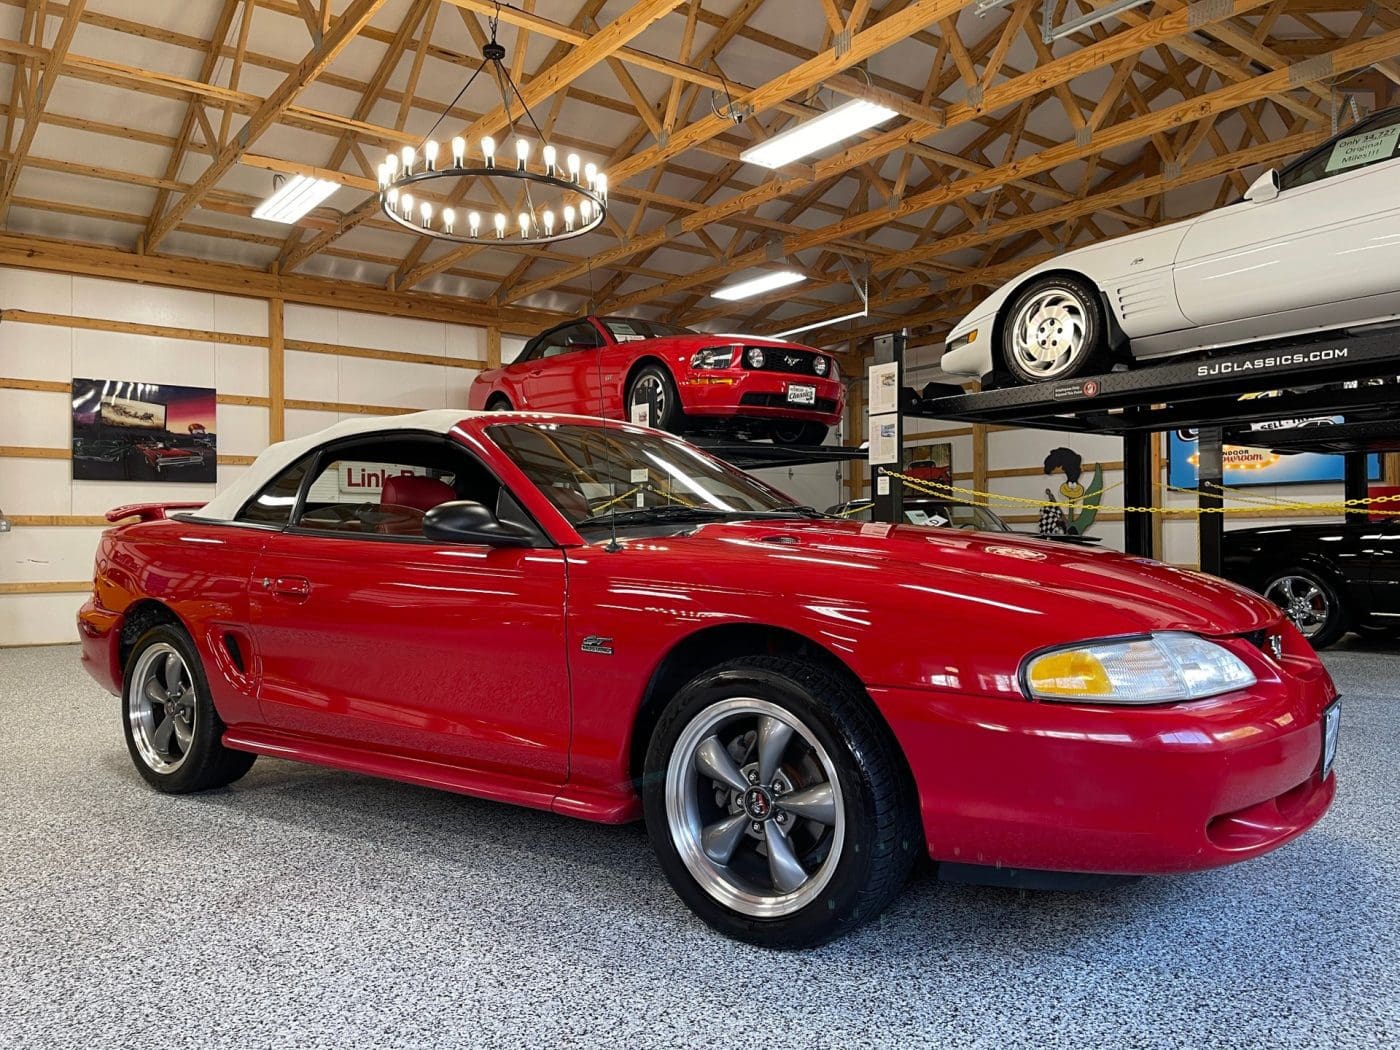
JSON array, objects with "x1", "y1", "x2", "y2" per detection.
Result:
[
  {"x1": 776, "y1": 307, "x2": 869, "y2": 339},
  {"x1": 739, "y1": 98, "x2": 898, "y2": 168},
  {"x1": 252, "y1": 174, "x2": 340, "y2": 223},
  {"x1": 712, "y1": 270, "x2": 806, "y2": 301}
]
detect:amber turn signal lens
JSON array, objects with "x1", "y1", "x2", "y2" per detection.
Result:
[{"x1": 1025, "y1": 649, "x2": 1113, "y2": 697}]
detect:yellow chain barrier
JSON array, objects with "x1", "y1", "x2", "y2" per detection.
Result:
[{"x1": 884, "y1": 470, "x2": 1400, "y2": 516}]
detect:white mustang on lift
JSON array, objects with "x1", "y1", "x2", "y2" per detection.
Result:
[{"x1": 941, "y1": 107, "x2": 1400, "y2": 386}]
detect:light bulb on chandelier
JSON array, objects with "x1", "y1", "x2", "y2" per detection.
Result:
[{"x1": 375, "y1": 27, "x2": 607, "y2": 247}]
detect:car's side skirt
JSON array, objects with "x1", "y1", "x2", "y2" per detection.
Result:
[{"x1": 221, "y1": 726, "x2": 640, "y2": 824}]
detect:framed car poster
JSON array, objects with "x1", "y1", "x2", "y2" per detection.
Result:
[{"x1": 71, "y1": 378, "x2": 217, "y2": 483}]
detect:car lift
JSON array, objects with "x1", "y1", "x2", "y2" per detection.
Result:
[
  {"x1": 688, "y1": 438, "x2": 867, "y2": 472},
  {"x1": 873, "y1": 323, "x2": 1400, "y2": 576}
]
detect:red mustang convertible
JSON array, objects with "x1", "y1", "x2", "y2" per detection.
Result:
[
  {"x1": 468, "y1": 315, "x2": 845, "y2": 444},
  {"x1": 79, "y1": 411, "x2": 1338, "y2": 947}
]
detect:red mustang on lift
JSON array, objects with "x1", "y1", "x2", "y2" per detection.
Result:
[
  {"x1": 80, "y1": 411, "x2": 1338, "y2": 948},
  {"x1": 468, "y1": 315, "x2": 845, "y2": 444}
]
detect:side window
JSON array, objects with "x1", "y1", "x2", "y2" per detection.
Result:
[
  {"x1": 1280, "y1": 110, "x2": 1400, "y2": 192},
  {"x1": 540, "y1": 322, "x2": 603, "y2": 359},
  {"x1": 293, "y1": 437, "x2": 501, "y2": 540},
  {"x1": 237, "y1": 456, "x2": 311, "y2": 527}
]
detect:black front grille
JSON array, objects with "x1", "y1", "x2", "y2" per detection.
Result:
[
  {"x1": 740, "y1": 392, "x2": 839, "y2": 413},
  {"x1": 744, "y1": 346, "x2": 825, "y2": 376}
]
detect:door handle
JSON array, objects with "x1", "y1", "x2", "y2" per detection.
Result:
[{"x1": 269, "y1": 575, "x2": 311, "y2": 600}]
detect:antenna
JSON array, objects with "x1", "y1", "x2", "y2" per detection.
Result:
[{"x1": 588, "y1": 258, "x2": 621, "y2": 553}]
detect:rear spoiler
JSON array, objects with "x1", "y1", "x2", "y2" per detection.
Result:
[{"x1": 105, "y1": 502, "x2": 206, "y2": 523}]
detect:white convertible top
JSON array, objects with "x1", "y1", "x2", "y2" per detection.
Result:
[{"x1": 197, "y1": 409, "x2": 483, "y2": 522}]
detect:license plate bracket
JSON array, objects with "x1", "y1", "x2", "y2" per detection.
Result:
[
  {"x1": 787, "y1": 383, "x2": 816, "y2": 406},
  {"x1": 1321, "y1": 700, "x2": 1340, "y2": 778}
]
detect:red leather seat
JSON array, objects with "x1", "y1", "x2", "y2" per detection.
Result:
[{"x1": 381, "y1": 475, "x2": 455, "y2": 513}]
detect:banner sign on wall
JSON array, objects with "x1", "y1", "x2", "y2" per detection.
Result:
[
  {"x1": 70, "y1": 378, "x2": 217, "y2": 483},
  {"x1": 1168, "y1": 427, "x2": 1380, "y2": 487}
]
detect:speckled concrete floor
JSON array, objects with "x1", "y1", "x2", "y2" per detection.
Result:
[{"x1": 0, "y1": 642, "x2": 1395, "y2": 1049}]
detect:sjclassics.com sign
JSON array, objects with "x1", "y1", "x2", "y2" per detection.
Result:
[{"x1": 1196, "y1": 347, "x2": 1348, "y2": 377}]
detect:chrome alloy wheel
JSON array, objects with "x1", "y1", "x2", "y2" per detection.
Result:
[
  {"x1": 128, "y1": 642, "x2": 197, "y2": 774},
  {"x1": 665, "y1": 697, "x2": 845, "y2": 918},
  {"x1": 1009, "y1": 287, "x2": 1089, "y2": 379},
  {"x1": 1265, "y1": 575, "x2": 1331, "y2": 638},
  {"x1": 631, "y1": 373, "x2": 667, "y2": 426}
]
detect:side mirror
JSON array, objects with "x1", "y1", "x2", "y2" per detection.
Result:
[
  {"x1": 1244, "y1": 168, "x2": 1279, "y2": 202},
  {"x1": 423, "y1": 500, "x2": 535, "y2": 547}
]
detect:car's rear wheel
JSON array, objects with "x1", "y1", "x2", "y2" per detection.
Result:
[
  {"x1": 769, "y1": 421, "x2": 829, "y2": 446},
  {"x1": 1001, "y1": 275, "x2": 1108, "y2": 384},
  {"x1": 627, "y1": 364, "x2": 684, "y2": 432},
  {"x1": 485, "y1": 394, "x2": 512, "y2": 412},
  {"x1": 1263, "y1": 569, "x2": 1348, "y2": 649},
  {"x1": 643, "y1": 657, "x2": 919, "y2": 949},
  {"x1": 122, "y1": 624, "x2": 256, "y2": 793}
]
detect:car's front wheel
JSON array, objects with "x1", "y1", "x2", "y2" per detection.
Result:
[
  {"x1": 627, "y1": 364, "x2": 684, "y2": 432},
  {"x1": 122, "y1": 624, "x2": 256, "y2": 793},
  {"x1": 643, "y1": 657, "x2": 919, "y2": 948},
  {"x1": 484, "y1": 394, "x2": 513, "y2": 412},
  {"x1": 1001, "y1": 275, "x2": 1108, "y2": 384},
  {"x1": 1263, "y1": 568, "x2": 1348, "y2": 649}
]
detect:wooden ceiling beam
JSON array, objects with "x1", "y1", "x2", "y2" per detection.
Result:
[
  {"x1": 0, "y1": 0, "x2": 87, "y2": 222},
  {"x1": 144, "y1": 0, "x2": 391, "y2": 252}
]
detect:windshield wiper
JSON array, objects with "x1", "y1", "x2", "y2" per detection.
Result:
[{"x1": 577, "y1": 504, "x2": 827, "y2": 528}]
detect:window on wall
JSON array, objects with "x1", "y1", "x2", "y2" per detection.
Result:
[{"x1": 294, "y1": 435, "x2": 508, "y2": 540}]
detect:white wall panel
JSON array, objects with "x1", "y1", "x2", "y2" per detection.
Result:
[
  {"x1": 72, "y1": 478, "x2": 215, "y2": 516},
  {"x1": 0, "y1": 459, "x2": 71, "y2": 515},
  {"x1": 218, "y1": 404, "x2": 270, "y2": 457},
  {"x1": 284, "y1": 408, "x2": 339, "y2": 439},
  {"x1": 338, "y1": 356, "x2": 446, "y2": 409},
  {"x1": 284, "y1": 303, "x2": 337, "y2": 343},
  {"x1": 284, "y1": 349, "x2": 337, "y2": 400},
  {"x1": 1, "y1": 526, "x2": 104, "y2": 583},
  {"x1": 446, "y1": 324, "x2": 485, "y2": 361},
  {"x1": 340, "y1": 312, "x2": 445, "y2": 356},
  {"x1": 216, "y1": 343, "x2": 269, "y2": 397},
  {"x1": 501, "y1": 335, "x2": 527, "y2": 364},
  {"x1": 0, "y1": 389, "x2": 70, "y2": 447},
  {"x1": 213, "y1": 294, "x2": 267, "y2": 337},
  {"x1": 0, "y1": 268, "x2": 73, "y2": 313},
  {"x1": 0, "y1": 321, "x2": 74, "y2": 381},
  {"x1": 444, "y1": 367, "x2": 479, "y2": 410},
  {"x1": 0, "y1": 593, "x2": 86, "y2": 647},
  {"x1": 72, "y1": 330, "x2": 216, "y2": 388},
  {"x1": 72, "y1": 276, "x2": 214, "y2": 330}
]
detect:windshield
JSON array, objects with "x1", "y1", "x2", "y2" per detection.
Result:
[
  {"x1": 487, "y1": 422, "x2": 803, "y2": 531},
  {"x1": 598, "y1": 317, "x2": 696, "y2": 341}
]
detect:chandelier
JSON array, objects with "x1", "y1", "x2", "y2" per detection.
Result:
[{"x1": 376, "y1": 16, "x2": 607, "y2": 246}]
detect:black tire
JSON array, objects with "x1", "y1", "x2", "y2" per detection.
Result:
[
  {"x1": 1262, "y1": 568, "x2": 1349, "y2": 650},
  {"x1": 642, "y1": 656, "x2": 920, "y2": 949},
  {"x1": 626, "y1": 364, "x2": 685, "y2": 433},
  {"x1": 769, "y1": 421, "x2": 829, "y2": 446},
  {"x1": 1000, "y1": 274, "x2": 1109, "y2": 385},
  {"x1": 484, "y1": 394, "x2": 513, "y2": 411},
  {"x1": 1353, "y1": 622, "x2": 1400, "y2": 642},
  {"x1": 121, "y1": 624, "x2": 256, "y2": 793}
]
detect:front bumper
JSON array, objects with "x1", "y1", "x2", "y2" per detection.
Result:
[
  {"x1": 940, "y1": 318, "x2": 995, "y2": 379},
  {"x1": 679, "y1": 369, "x2": 844, "y2": 424},
  {"x1": 871, "y1": 653, "x2": 1338, "y2": 875}
]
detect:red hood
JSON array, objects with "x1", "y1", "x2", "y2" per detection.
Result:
[
  {"x1": 667, "y1": 333, "x2": 823, "y2": 351},
  {"x1": 670, "y1": 518, "x2": 1279, "y2": 638}
]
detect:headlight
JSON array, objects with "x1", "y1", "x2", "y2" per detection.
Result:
[
  {"x1": 813, "y1": 355, "x2": 829, "y2": 376},
  {"x1": 946, "y1": 328, "x2": 978, "y2": 353},
  {"x1": 690, "y1": 346, "x2": 738, "y2": 370},
  {"x1": 746, "y1": 346, "x2": 766, "y2": 368},
  {"x1": 1022, "y1": 632, "x2": 1256, "y2": 704}
]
